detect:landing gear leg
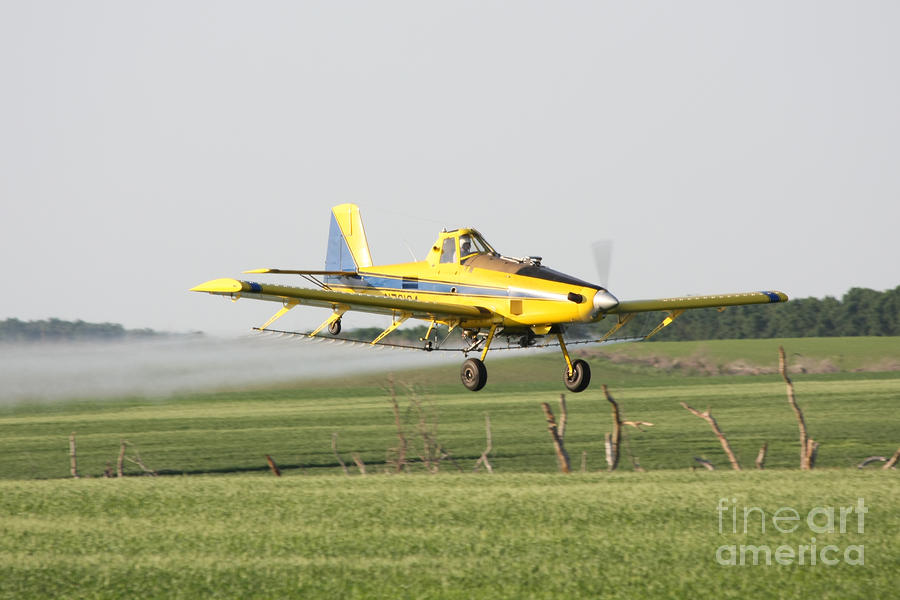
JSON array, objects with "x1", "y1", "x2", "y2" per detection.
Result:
[
  {"x1": 459, "y1": 324, "x2": 497, "y2": 392},
  {"x1": 421, "y1": 320, "x2": 436, "y2": 351},
  {"x1": 558, "y1": 333, "x2": 591, "y2": 392}
]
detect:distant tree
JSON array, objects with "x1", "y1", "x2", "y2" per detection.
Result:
[
  {"x1": 0, "y1": 318, "x2": 158, "y2": 342},
  {"x1": 876, "y1": 286, "x2": 900, "y2": 335},
  {"x1": 648, "y1": 285, "x2": 899, "y2": 341},
  {"x1": 841, "y1": 288, "x2": 880, "y2": 336},
  {"x1": 345, "y1": 325, "x2": 432, "y2": 344}
]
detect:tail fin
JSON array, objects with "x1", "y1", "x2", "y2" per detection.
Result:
[{"x1": 325, "y1": 204, "x2": 373, "y2": 271}]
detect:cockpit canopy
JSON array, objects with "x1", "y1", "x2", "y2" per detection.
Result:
[
  {"x1": 428, "y1": 227, "x2": 601, "y2": 291},
  {"x1": 433, "y1": 229, "x2": 497, "y2": 265}
]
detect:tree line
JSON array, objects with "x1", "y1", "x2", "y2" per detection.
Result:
[
  {"x1": 5, "y1": 286, "x2": 896, "y2": 344},
  {"x1": 0, "y1": 318, "x2": 159, "y2": 342},
  {"x1": 649, "y1": 285, "x2": 900, "y2": 341},
  {"x1": 347, "y1": 286, "x2": 898, "y2": 344}
]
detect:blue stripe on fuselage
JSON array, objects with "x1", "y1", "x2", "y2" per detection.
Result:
[
  {"x1": 363, "y1": 275, "x2": 502, "y2": 297},
  {"x1": 326, "y1": 274, "x2": 563, "y2": 301}
]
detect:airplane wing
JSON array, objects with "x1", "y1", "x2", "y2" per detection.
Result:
[
  {"x1": 190, "y1": 278, "x2": 488, "y2": 320},
  {"x1": 599, "y1": 290, "x2": 788, "y2": 340},
  {"x1": 609, "y1": 291, "x2": 788, "y2": 314},
  {"x1": 242, "y1": 268, "x2": 356, "y2": 276}
]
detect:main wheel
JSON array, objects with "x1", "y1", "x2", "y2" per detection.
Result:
[
  {"x1": 460, "y1": 358, "x2": 488, "y2": 391},
  {"x1": 328, "y1": 319, "x2": 342, "y2": 336},
  {"x1": 564, "y1": 359, "x2": 591, "y2": 393}
]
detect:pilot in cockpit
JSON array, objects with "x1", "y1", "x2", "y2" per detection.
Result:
[{"x1": 460, "y1": 236, "x2": 472, "y2": 257}]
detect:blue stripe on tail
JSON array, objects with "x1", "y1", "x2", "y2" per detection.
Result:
[{"x1": 325, "y1": 213, "x2": 357, "y2": 272}]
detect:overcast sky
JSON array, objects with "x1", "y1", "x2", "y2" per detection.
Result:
[{"x1": 2, "y1": 2, "x2": 898, "y2": 335}]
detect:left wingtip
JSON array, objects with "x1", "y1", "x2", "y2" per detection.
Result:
[{"x1": 190, "y1": 278, "x2": 244, "y2": 293}]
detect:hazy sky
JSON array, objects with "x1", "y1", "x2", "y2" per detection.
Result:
[{"x1": 2, "y1": 2, "x2": 898, "y2": 335}]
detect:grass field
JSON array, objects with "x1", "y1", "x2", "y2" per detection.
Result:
[
  {"x1": 1, "y1": 472, "x2": 897, "y2": 598},
  {"x1": 0, "y1": 337, "x2": 898, "y2": 597},
  {"x1": 2, "y1": 338, "x2": 898, "y2": 479}
]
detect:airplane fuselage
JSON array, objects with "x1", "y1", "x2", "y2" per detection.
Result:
[{"x1": 325, "y1": 228, "x2": 616, "y2": 333}]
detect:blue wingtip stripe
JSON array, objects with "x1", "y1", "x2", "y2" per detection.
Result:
[{"x1": 762, "y1": 291, "x2": 780, "y2": 303}]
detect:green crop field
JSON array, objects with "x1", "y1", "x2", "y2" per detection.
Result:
[
  {"x1": 0, "y1": 337, "x2": 898, "y2": 598},
  {"x1": 1, "y1": 472, "x2": 897, "y2": 599}
]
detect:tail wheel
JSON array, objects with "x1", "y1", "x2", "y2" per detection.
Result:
[
  {"x1": 461, "y1": 358, "x2": 488, "y2": 392},
  {"x1": 564, "y1": 359, "x2": 591, "y2": 393},
  {"x1": 328, "y1": 319, "x2": 342, "y2": 336}
]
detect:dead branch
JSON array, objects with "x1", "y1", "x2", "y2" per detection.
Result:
[
  {"x1": 351, "y1": 453, "x2": 367, "y2": 476},
  {"x1": 857, "y1": 456, "x2": 887, "y2": 469},
  {"x1": 602, "y1": 386, "x2": 651, "y2": 472},
  {"x1": 604, "y1": 433, "x2": 614, "y2": 470},
  {"x1": 473, "y1": 413, "x2": 493, "y2": 474},
  {"x1": 807, "y1": 438, "x2": 819, "y2": 469},
  {"x1": 856, "y1": 449, "x2": 900, "y2": 470},
  {"x1": 436, "y1": 444, "x2": 463, "y2": 473},
  {"x1": 69, "y1": 432, "x2": 79, "y2": 479},
  {"x1": 124, "y1": 448, "x2": 157, "y2": 476},
  {"x1": 332, "y1": 433, "x2": 349, "y2": 475},
  {"x1": 694, "y1": 457, "x2": 715, "y2": 471},
  {"x1": 109, "y1": 440, "x2": 157, "y2": 477},
  {"x1": 117, "y1": 440, "x2": 126, "y2": 478},
  {"x1": 541, "y1": 402, "x2": 571, "y2": 473},
  {"x1": 602, "y1": 385, "x2": 621, "y2": 471},
  {"x1": 681, "y1": 402, "x2": 742, "y2": 471},
  {"x1": 387, "y1": 375, "x2": 408, "y2": 473},
  {"x1": 384, "y1": 380, "x2": 454, "y2": 474},
  {"x1": 780, "y1": 346, "x2": 813, "y2": 469},
  {"x1": 622, "y1": 421, "x2": 654, "y2": 432},
  {"x1": 265, "y1": 454, "x2": 282, "y2": 477},
  {"x1": 581, "y1": 451, "x2": 587, "y2": 473},
  {"x1": 412, "y1": 390, "x2": 459, "y2": 473},
  {"x1": 755, "y1": 443, "x2": 768, "y2": 470},
  {"x1": 558, "y1": 394, "x2": 568, "y2": 441},
  {"x1": 410, "y1": 392, "x2": 441, "y2": 473},
  {"x1": 621, "y1": 431, "x2": 646, "y2": 472},
  {"x1": 412, "y1": 397, "x2": 431, "y2": 471}
]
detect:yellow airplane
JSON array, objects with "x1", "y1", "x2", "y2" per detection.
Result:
[{"x1": 192, "y1": 204, "x2": 788, "y2": 392}]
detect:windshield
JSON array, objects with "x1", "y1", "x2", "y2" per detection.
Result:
[{"x1": 459, "y1": 232, "x2": 493, "y2": 260}]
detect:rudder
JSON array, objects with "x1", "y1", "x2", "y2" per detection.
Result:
[{"x1": 325, "y1": 204, "x2": 373, "y2": 272}]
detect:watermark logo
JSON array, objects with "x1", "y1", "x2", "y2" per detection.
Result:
[{"x1": 715, "y1": 497, "x2": 866, "y2": 566}]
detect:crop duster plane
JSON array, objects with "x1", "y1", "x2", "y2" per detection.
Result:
[{"x1": 192, "y1": 204, "x2": 788, "y2": 392}]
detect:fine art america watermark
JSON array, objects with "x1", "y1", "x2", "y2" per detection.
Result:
[{"x1": 715, "y1": 497, "x2": 866, "y2": 566}]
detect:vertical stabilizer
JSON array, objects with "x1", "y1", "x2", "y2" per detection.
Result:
[{"x1": 325, "y1": 204, "x2": 373, "y2": 272}]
